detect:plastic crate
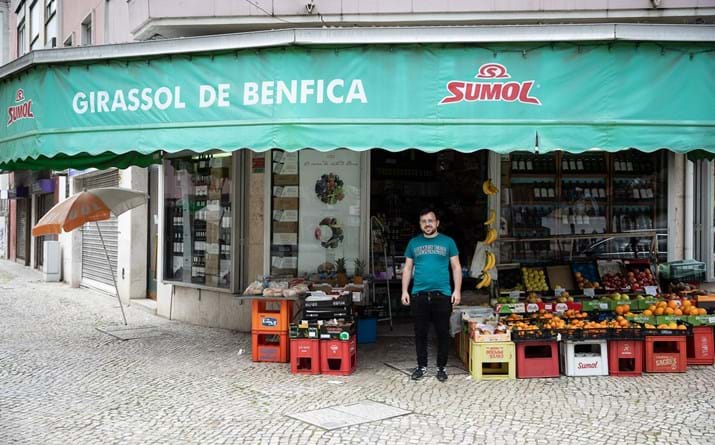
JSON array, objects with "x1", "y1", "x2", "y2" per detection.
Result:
[
  {"x1": 469, "y1": 341, "x2": 516, "y2": 380},
  {"x1": 511, "y1": 328, "x2": 558, "y2": 342},
  {"x1": 687, "y1": 326, "x2": 715, "y2": 366},
  {"x1": 608, "y1": 340, "x2": 643, "y2": 376},
  {"x1": 557, "y1": 327, "x2": 610, "y2": 341},
  {"x1": 320, "y1": 338, "x2": 357, "y2": 376},
  {"x1": 290, "y1": 339, "x2": 321, "y2": 374},
  {"x1": 644, "y1": 336, "x2": 687, "y2": 373},
  {"x1": 516, "y1": 341, "x2": 559, "y2": 379},
  {"x1": 609, "y1": 326, "x2": 644, "y2": 340},
  {"x1": 560, "y1": 340, "x2": 609, "y2": 377},
  {"x1": 252, "y1": 299, "x2": 292, "y2": 333},
  {"x1": 659, "y1": 260, "x2": 706, "y2": 282},
  {"x1": 252, "y1": 331, "x2": 289, "y2": 363}
]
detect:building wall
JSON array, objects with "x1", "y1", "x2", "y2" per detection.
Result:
[
  {"x1": 0, "y1": 0, "x2": 9, "y2": 64},
  {"x1": 117, "y1": 166, "x2": 148, "y2": 301},
  {"x1": 60, "y1": 0, "x2": 132, "y2": 47}
]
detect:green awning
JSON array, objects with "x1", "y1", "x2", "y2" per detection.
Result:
[{"x1": 1, "y1": 42, "x2": 714, "y2": 170}]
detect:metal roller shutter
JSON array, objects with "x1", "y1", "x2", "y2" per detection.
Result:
[
  {"x1": 79, "y1": 170, "x2": 120, "y2": 292},
  {"x1": 16, "y1": 200, "x2": 28, "y2": 262}
]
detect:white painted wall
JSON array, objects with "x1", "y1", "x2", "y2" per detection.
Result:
[
  {"x1": 0, "y1": 1, "x2": 9, "y2": 64},
  {"x1": 117, "y1": 166, "x2": 148, "y2": 301}
]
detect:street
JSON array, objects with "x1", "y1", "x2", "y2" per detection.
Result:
[{"x1": 1, "y1": 260, "x2": 714, "y2": 445}]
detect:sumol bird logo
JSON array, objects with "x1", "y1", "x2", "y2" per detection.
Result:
[
  {"x1": 7, "y1": 89, "x2": 35, "y2": 127},
  {"x1": 440, "y1": 63, "x2": 541, "y2": 106}
]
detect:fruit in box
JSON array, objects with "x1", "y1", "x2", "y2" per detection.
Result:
[{"x1": 522, "y1": 267, "x2": 548, "y2": 292}]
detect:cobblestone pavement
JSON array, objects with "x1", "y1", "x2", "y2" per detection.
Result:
[{"x1": 1, "y1": 260, "x2": 715, "y2": 445}]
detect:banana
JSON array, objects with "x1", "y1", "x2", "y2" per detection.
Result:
[
  {"x1": 483, "y1": 251, "x2": 496, "y2": 272},
  {"x1": 482, "y1": 179, "x2": 499, "y2": 195},
  {"x1": 476, "y1": 272, "x2": 492, "y2": 289},
  {"x1": 484, "y1": 210, "x2": 496, "y2": 226},
  {"x1": 483, "y1": 228, "x2": 498, "y2": 245}
]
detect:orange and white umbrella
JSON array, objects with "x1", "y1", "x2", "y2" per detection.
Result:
[
  {"x1": 32, "y1": 187, "x2": 147, "y2": 325},
  {"x1": 32, "y1": 187, "x2": 147, "y2": 236}
]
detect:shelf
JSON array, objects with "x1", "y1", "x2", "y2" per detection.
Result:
[
  {"x1": 510, "y1": 173, "x2": 557, "y2": 177},
  {"x1": 560, "y1": 173, "x2": 608, "y2": 178},
  {"x1": 511, "y1": 201, "x2": 558, "y2": 205}
]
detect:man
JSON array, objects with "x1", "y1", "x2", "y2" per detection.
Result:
[{"x1": 401, "y1": 208, "x2": 461, "y2": 382}]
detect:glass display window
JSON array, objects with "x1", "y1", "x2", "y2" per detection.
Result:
[
  {"x1": 270, "y1": 149, "x2": 363, "y2": 278},
  {"x1": 500, "y1": 149, "x2": 668, "y2": 264},
  {"x1": 164, "y1": 153, "x2": 233, "y2": 289}
]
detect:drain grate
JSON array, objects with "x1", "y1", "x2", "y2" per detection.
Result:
[{"x1": 287, "y1": 400, "x2": 411, "y2": 430}]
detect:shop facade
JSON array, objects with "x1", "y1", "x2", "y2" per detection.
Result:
[{"x1": 0, "y1": 26, "x2": 713, "y2": 330}]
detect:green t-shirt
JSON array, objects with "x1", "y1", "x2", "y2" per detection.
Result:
[{"x1": 404, "y1": 233, "x2": 459, "y2": 296}]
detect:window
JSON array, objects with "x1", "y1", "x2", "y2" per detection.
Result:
[
  {"x1": 270, "y1": 149, "x2": 363, "y2": 277},
  {"x1": 17, "y1": 18, "x2": 27, "y2": 56},
  {"x1": 81, "y1": 14, "x2": 92, "y2": 46},
  {"x1": 63, "y1": 34, "x2": 73, "y2": 47},
  {"x1": 164, "y1": 154, "x2": 233, "y2": 289},
  {"x1": 29, "y1": 0, "x2": 40, "y2": 50},
  {"x1": 44, "y1": 0, "x2": 57, "y2": 47},
  {"x1": 499, "y1": 150, "x2": 669, "y2": 264}
]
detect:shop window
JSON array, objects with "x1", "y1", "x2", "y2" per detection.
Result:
[
  {"x1": 17, "y1": 18, "x2": 27, "y2": 56},
  {"x1": 499, "y1": 150, "x2": 668, "y2": 264},
  {"x1": 270, "y1": 149, "x2": 362, "y2": 278},
  {"x1": 81, "y1": 14, "x2": 92, "y2": 46},
  {"x1": 29, "y1": 0, "x2": 40, "y2": 50},
  {"x1": 44, "y1": 0, "x2": 57, "y2": 47},
  {"x1": 164, "y1": 154, "x2": 233, "y2": 289}
]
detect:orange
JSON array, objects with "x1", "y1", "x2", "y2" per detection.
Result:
[
  {"x1": 643, "y1": 309, "x2": 653, "y2": 316},
  {"x1": 665, "y1": 307, "x2": 675, "y2": 315},
  {"x1": 616, "y1": 315, "x2": 625, "y2": 322},
  {"x1": 622, "y1": 305, "x2": 630, "y2": 314},
  {"x1": 667, "y1": 300, "x2": 678, "y2": 309},
  {"x1": 615, "y1": 306, "x2": 625, "y2": 315},
  {"x1": 683, "y1": 300, "x2": 692, "y2": 308},
  {"x1": 668, "y1": 322, "x2": 678, "y2": 329},
  {"x1": 678, "y1": 325, "x2": 687, "y2": 330},
  {"x1": 657, "y1": 301, "x2": 667, "y2": 309},
  {"x1": 674, "y1": 309, "x2": 683, "y2": 316},
  {"x1": 657, "y1": 324, "x2": 668, "y2": 329},
  {"x1": 699, "y1": 308, "x2": 707, "y2": 315},
  {"x1": 655, "y1": 307, "x2": 665, "y2": 316},
  {"x1": 648, "y1": 305, "x2": 657, "y2": 312}
]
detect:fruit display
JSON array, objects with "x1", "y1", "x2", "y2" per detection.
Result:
[
  {"x1": 522, "y1": 267, "x2": 548, "y2": 292},
  {"x1": 482, "y1": 179, "x2": 499, "y2": 195},
  {"x1": 482, "y1": 227, "x2": 498, "y2": 245},
  {"x1": 601, "y1": 269, "x2": 656, "y2": 291},
  {"x1": 572, "y1": 262, "x2": 600, "y2": 289}
]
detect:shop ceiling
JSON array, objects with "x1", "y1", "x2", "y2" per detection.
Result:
[{"x1": 1, "y1": 24, "x2": 714, "y2": 171}]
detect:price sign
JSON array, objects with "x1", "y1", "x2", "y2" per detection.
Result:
[
  {"x1": 645, "y1": 286, "x2": 658, "y2": 296},
  {"x1": 544, "y1": 303, "x2": 553, "y2": 311},
  {"x1": 583, "y1": 288, "x2": 596, "y2": 297},
  {"x1": 555, "y1": 303, "x2": 568, "y2": 313},
  {"x1": 599, "y1": 303, "x2": 609, "y2": 310},
  {"x1": 554, "y1": 287, "x2": 565, "y2": 297},
  {"x1": 509, "y1": 291, "x2": 521, "y2": 300},
  {"x1": 708, "y1": 317, "x2": 715, "y2": 324},
  {"x1": 526, "y1": 303, "x2": 539, "y2": 313}
]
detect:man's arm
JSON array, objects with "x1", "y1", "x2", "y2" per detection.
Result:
[
  {"x1": 450, "y1": 255, "x2": 462, "y2": 305},
  {"x1": 401, "y1": 257, "x2": 414, "y2": 305}
]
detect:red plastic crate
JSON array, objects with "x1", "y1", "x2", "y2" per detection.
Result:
[
  {"x1": 320, "y1": 338, "x2": 357, "y2": 376},
  {"x1": 290, "y1": 339, "x2": 321, "y2": 374},
  {"x1": 687, "y1": 326, "x2": 715, "y2": 366},
  {"x1": 644, "y1": 335, "x2": 686, "y2": 373},
  {"x1": 252, "y1": 299, "x2": 292, "y2": 333},
  {"x1": 252, "y1": 331, "x2": 289, "y2": 363},
  {"x1": 516, "y1": 341, "x2": 559, "y2": 379},
  {"x1": 608, "y1": 340, "x2": 643, "y2": 376}
]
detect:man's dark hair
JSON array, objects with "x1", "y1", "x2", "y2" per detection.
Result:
[{"x1": 419, "y1": 208, "x2": 439, "y2": 220}]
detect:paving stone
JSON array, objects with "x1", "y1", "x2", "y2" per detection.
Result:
[{"x1": 1, "y1": 260, "x2": 715, "y2": 445}]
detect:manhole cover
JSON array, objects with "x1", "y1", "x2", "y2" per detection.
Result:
[{"x1": 287, "y1": 400, "x2": 410, "y2": 430}]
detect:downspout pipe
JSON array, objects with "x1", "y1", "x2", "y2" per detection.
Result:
[{"x1": 684, "y1": 159, "x2": 694, "y2": 260}]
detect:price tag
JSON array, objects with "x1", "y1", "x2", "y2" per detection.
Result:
[
  {"x1": 526, "y1": 303, "x2": 539, "y2": 313},
  {"x1": 555, "y1": 303, "x2": 568, "y2": 313},
  {"x1": 509, "y1": 290, "x2": 521, "y2": 300},
  {"x1": 708, "y1": 317, "x2": 715, "y2": 324},
  {"x1": 554, "y1": 287, "x2": 565, "y2": 297},
  {"x1": 599, "y1": 303, "x2": 609, "y2": 310},
  {"x1": 583, "y1": 288, "x2": 596, "y2": 297},
  {"x1": 645, "y1": 286, "x2": 658, "y2": 296}
]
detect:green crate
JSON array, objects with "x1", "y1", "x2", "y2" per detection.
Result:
[
  {"x1": 625, "y1": 314, "x2": 656, "y2": 325},
  {"x1": 630, "y1": 298, "x2": 658, "y2": 311},
  {"x1": 687, "y1": 315, "x2": 715, "y2": 326},
  {"x1": 655, "y1": 315, "x2": 687, "y2": 325},
  {"x1": 582, "y1": 300, "x2": 611, "y2": 312}
]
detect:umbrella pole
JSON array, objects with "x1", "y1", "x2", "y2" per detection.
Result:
[{"x1": 96, "y1": 222, "x2": 127, "y2": 326}]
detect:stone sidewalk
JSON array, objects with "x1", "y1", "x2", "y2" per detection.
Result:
[{"x1": 1, "y1": 260, "x2": 714, "y2": 445}]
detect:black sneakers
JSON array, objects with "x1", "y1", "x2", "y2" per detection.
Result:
[
  {"x1": 436, "y1": 367, "x2": 448, "y2": 382},
  {"x1": 410, "y1": 366, "x2": 427, "y2": 380}
]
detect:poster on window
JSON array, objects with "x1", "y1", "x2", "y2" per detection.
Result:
[{"x1": 298, "y1": 149, "x2": 361, "y2": 276}]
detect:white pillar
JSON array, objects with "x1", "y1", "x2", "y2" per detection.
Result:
[
  {"x1": 117, "y1": 167, "x2": 148, "y2": 300},
  {"x1": 684, "y1": 159, "x2": 694, "y2": 260},
  {"x1": 667, "y1": 153, "x2": 685, "y2": 262}
]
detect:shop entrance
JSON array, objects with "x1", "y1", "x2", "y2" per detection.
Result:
[{"x1": 369, "y1": 149, "x2": 490, "y2": 319}]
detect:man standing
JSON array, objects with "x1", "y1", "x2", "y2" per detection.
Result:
[{"x1": 401, "y1": 208, "x2": 462, "y2": 382}]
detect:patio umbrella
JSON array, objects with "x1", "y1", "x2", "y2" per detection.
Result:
[{"x1": 32, "y1": 187, "x2": 148, "y2": 325}]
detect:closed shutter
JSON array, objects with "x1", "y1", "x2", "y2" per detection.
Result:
[{"x1": 79, "y1": 170, "x2": 120, "y2": 292}]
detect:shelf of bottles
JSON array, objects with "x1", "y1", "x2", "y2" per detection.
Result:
[
  {"x1": 164, "y1": 155, "x2": 232, "y2": 289},
  {"x1": 501, "y1": 150, "x2": 662, "y2": 263}
]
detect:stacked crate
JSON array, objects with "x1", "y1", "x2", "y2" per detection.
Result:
[{"x1": 252, "y1": 299, "x2": 292, "y2": 363}]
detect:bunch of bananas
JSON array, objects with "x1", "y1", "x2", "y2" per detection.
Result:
[
  {"x1": 484, "y1": 210, "x2": 496, "y2": 226},
  {"x1": 476, "y1": 247, "x2": 496, "y2": 289},
  {"x1": 482, "y1": 179, "x2": 499, "y2": 195},
  {"x1": 482, "y1": 227, "x2": 498, "y2": 245}
]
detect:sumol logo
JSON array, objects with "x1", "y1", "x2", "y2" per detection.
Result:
[
  {"x1": 439, "y1": 63, "x2": 541, "y2": 106},
  {"x1": 7, "y1": 89, "x2": 35, "y2": 127},
  {"x1": 261, "y1": 317, "x2": 278, "y2": 327},
  {"x1": 577, "y1": 361, "x2": 599, "y2": 369}
]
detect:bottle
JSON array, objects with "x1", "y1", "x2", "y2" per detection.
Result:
[{"x1": 563, "y1": 158, "x2": 569, "y2": 171}]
